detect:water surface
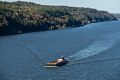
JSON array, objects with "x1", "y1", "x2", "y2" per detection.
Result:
[{"x1": 0, "y1": 21, "x2": 120, "y2": 80}]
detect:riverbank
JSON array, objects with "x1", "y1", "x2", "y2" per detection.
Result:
[{"x1": 0, "y1": 1, "x2": 117, "y2": 36}]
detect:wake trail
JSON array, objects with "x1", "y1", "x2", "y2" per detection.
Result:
[
  {"x1": 67, "y1": 39, "x2": 116, "y2": 62},
  {"x1": 21, "y1": 43, "x2": 45, "y2": 65}
]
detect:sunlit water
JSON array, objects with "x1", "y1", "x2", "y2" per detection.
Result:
[{"x1": 0, "y1": 20, "x2": 120, "y2": 80}]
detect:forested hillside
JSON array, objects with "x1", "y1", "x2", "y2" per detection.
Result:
[{"x1": 0, "y1": 1, "x2": 117, "y2": 35}]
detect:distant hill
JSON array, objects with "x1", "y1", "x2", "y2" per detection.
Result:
[
  {"x1": 113, "y1": 13, "x2": 120, "y2": 19},
  {"x1": 0, "y1": 1, "x2": 117, "y2": 36}
]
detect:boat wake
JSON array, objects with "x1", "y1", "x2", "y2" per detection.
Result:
[{"x1": 67, "y1": 39, "x2": 116, "y2": 61}]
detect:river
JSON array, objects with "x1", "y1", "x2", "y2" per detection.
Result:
[{"x1": 0, "y1": 20, "x2": 120, "y2": 80}]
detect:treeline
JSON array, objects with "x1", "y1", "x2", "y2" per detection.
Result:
[{"x1": 0, "y1": 1, "x2": 117, "y2": 35}]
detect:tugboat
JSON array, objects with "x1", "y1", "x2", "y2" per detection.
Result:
[{"x1": 45, "y1": 56, "x2": 68, "y2": 68}]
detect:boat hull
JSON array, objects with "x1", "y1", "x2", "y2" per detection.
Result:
[{"x1": 45, "y1": 60, "x2": 68, "y2": 68}]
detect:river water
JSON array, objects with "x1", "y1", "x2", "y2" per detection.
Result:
[{"x1": 0, "y1": 20, "x2": 120, "y2": 80}]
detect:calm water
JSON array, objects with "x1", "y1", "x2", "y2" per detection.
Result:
[{"x1": 0, "y1": 20, "x2": 120, "y2": 80}]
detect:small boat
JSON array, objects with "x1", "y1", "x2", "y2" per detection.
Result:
[{"x1": 45, "y1": 57, "x2": 68, "y2": 68}]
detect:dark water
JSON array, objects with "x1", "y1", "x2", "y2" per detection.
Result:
[{"x1": 0, "y1": 20, "x2": 120, "y2": 80}]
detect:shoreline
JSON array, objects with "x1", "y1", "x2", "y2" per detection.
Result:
[{"x1": 0, "y1": 20, "x2": 118, "y2": 37}]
